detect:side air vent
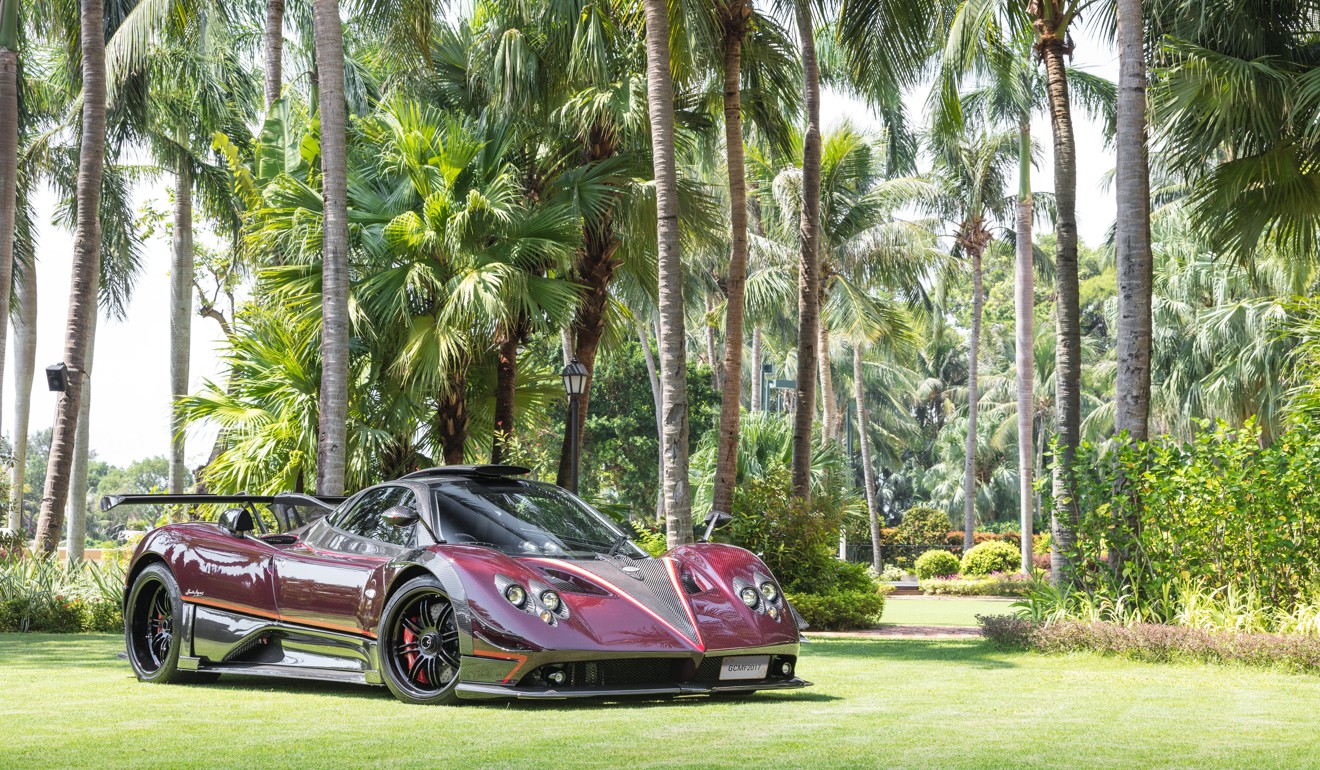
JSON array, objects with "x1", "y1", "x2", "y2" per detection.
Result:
[{"x1": 680, "y1": 568, "x2": 702, "y2": 595}]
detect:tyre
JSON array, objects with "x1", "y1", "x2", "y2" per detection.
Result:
[
  {"x1": 124, "y1": 563, "x2": 217, "y2": 684},
  {"x1": 379, "y1": 575, "x2": 463, "y2": 705}
]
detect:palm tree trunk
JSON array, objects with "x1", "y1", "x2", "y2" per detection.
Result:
[
  {"x1": 311, "y1": 0, "x2": 348, "y2": 496},
  {"x1": 1114, "y1": 0, "x2": 1152, "y2": 445},
  {"x1": 490, "y1": 330, "x2": 517, "y2": 464},
  {"x1": 637, "y1": 319, "x2": 664, "y2": 525},
  {"x1": 791, "y1": 1, "x2": 822, "y2": 501},
  {"x1": 643, "y1": 0, "x2": 692, "y2": 548},
  {"x1": 65, "y1": 309, "x2": 96, "y2": 562},
  {"x1": 711, "y1": 12, "x2": 750, "y2": 519},
  {"x1": 962, "y1": 245, "x2": 983, "y2": 553},
  {"x1": 169, "y1": 164, "x2": 192, "y2": 493},
  {"x1": 437, "y1": 375, "x2": 467, "y2": 465},
  {"x1": 33, "y1": 0, "x2": 105, "y2": 553},
  {"x1": 818, "y1": 318, "x2": 836, "y2": 442},
  {"x1": 854, "y1": 344, "x2": 882, "y2": 572},
  {"x1": 0, "y1": 0, "x2": 16, "y2": 442},
  {"x1": 705, "y1": 294, "x2": 721, "y2": 391},
  {"x1": 264, "y1": 0, "x2": 285, "y2": 108},
  {"x1": 749, "y1": 326, "x2": 762, "y2": 412},
  {"x1": 1036, "y1": 21, "x2": 1081, "y2": 584},
  {"x1": 1015, "y1": 120, "x2": 1035, "y2": 574},
  {"x1": 8, "y1": 264, "x2": 33, "y2": 531}
]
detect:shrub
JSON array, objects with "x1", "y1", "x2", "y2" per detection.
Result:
[
  {"x1": 895, "y1": 505, "x2": 949, "y2": 546},
  {"x1": 914, "y1": 549, "x2": 960, "y2": 580},
  {"x1": 961, "y1": 540, "x2": 1020, "y2": 577},
  {"x1": 788, "y1": 589, "x2": 887, "y2": 631},
  {"x1": 724, "y1": 468, "x2": 843, "y2": 594},
  {"x1": 920, "y1": 572, "x2": 1032, "y2": 596},
  {"x1": 0, "y1": 552, "x2": 127, "y2": 632},
  {"x1": 979, "y1": 616, "x2": 1320, "y2": 673},
  {"x1": 879, "y1": 565, "x2": 905, "y2": 582}
]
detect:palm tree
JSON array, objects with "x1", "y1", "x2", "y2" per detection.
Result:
[
  {"x1": 265, "y1": 0, "x2": 285, "y2": 108},
  {"x1": 0, "y1": 0, "x2": 17, "y2": 442},
  {"x1": 33, "y1": 0, "x2": 107, "y2": 553},
  {"x1": 1114, "y1": 0, "x2": 1152, "y2": 445},
  {"x1": 8, "y1": 263, "x2": 34, "y2": 531},
  {"x1": 642, "y1": 0, "x2": 693, "y2": 547},
  {"x1": 928, "y1": 129, "x2": 1016, "y2": 552},
  {"x1": 1026, "y1": 0, "x2": 1084, "y2": 581},
  {"x1": 312, "y1": 0, "x2": 349, "y2": 493},
  {"x1": 789, "y1": 1, "x2": 821, "y2": 501}
]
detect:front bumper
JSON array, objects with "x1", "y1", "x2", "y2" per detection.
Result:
[{"x1": 456, "y1": 676, "x2": 812, "y2": 700}]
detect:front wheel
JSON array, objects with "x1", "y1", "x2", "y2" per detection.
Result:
[
  {"x1": 124, "y1": 563, "x2": 216, "y2": 684},
  {"x1": 379, "y1": 576, "x2": 463, "y2": 705}
]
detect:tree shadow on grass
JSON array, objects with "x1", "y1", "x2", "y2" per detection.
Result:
[{"x1": 801, "y1": 638, "x2": 1019, "y2": 670}]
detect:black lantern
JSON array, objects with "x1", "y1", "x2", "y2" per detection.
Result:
[{"x1": 561, "y1": 358, "x2": 589, "y2": 493}]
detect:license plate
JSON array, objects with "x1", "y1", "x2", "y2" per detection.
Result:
[{"x1": 719, "y1": 655, "x2": 769, "y2": 680}]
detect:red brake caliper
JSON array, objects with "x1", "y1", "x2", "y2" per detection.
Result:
[{"x1": 402, "y1": 615, "x2": 429, "y2": 685}]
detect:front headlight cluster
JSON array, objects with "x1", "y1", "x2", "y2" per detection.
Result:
[
  {"x1": 734, "y1": 575, "x2": 783, "y2": 618},
  {"x1": 497, "y1": 576, "x2": 566, "y2": 625}
]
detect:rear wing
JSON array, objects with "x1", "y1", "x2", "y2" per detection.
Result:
[{"x1": 100, "y1": 493, "x2": 348, "y2": 534}]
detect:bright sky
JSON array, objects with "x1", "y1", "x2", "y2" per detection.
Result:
[{"x1": 9, "y1": 27, "x2": 1119, "y2": 469}]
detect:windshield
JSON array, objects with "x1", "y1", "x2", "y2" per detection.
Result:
[{"x1": 430, "y1": 480, "x2": 648, "y2": 559}]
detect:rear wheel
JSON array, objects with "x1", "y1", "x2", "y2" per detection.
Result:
[
  {"x1": 379, "y1": 576, "x2": 462, "y2": 705},
  {"x1": 124, "y1": 564, "x2": 216, "y2": 684}
]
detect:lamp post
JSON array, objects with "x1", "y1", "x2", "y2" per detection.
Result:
[{"x1": 561, "y1": 358, "x2": 589, "y2": 493}]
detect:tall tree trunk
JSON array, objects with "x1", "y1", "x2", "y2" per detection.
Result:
[
  {"x1": 962, "y1": 244, "x2": 983, "y2": 553},
  {"x1": 818, "y1": 317, "x2": 836, "y2": 442},
  {"x1": 553, "y1": 226, "x2": 619, "y2": 487},
  {"x1": 437, "y1": 376, "x2": 467, "y2": 465},
  {"x1": 637, "y1": 320, "x2": 664, "y2": 525},
  {"x1": 643, "y1": 0, "x2": 692, "y2": 548},
  {"x1": 0, "y1": 0, "x2": 16, "y2": 441},
  {"x1": 264, "y1": 0, "x2": 285, "y2": 108},
  {"x1": 1015, "y1": 120, "x2": 1035, "y2": 574},
  {"x1": 854, "y1": 344, "x2": 882, "y2": 573},
  {"x1": 169, "y1": 164, "x2": 192, "y2": 493},
  {"x1": 749, "y1": 326, "x2": 762, "y2": 412},
  {"x1": 1114, "y1": 0, "x2": 1151, "y2": 444},
  {"x1": 8, "y1": 264, "x2": 33, "y2": 531},
  {"x1": 490, "y1": 331, "x2": 518, "y2": 464},
  {"x1": 1035, "y1": 17, "x2": 1080, "y2": 584},
  {"x1": 711, "y1": 6, "x2": 750, "y2": 519},
  {"x1": 790, "y1": 1, "x2": 822, "y2": 501},
  {"x1": 33, "y1": 0, "x2": 105, "y2": 553},
  {"x1": 704, "y1": 294, "x2": 721, "y2": 390},
  {"x1": 65, "y1": 309, "x2": 96, "y2": 562},
  {"x1": 312, "y1": 0, "x2": 348, "y2": 496}
]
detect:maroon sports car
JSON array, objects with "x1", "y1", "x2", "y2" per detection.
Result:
[{"x1": 105, "y1": 465, "x2": 809, "y2": 704}]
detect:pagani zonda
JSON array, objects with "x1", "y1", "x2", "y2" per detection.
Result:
[{"x1": 106, "y1": 465, "x2": 810, "y2": 704}]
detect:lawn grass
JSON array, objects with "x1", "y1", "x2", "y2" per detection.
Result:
[
  {"x1": 880, "y1": 596, "x2": 1015, "y2": 627},
  {"x1": 4, "y1": 633, "x2": 1320, "y2": 769}
]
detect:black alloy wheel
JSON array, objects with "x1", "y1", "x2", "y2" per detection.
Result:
[
  {"x1": 124, "y1": 563, "x2": 216, "y2": 684},
  {"x1": 379, "y1": 575, "x2": 463, "y2": 705}
]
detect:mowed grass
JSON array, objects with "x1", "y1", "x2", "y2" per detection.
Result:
[
  {"x1": 4, "y1": 634, "x2": 1320, "y2": 769},
  {"x1": 880, "y1": 597, "x2": 1016, "y2": 627}
]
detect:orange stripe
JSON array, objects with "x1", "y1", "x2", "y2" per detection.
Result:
[
  {"x1": 528, "y1": 558, "x2": 703, "y2": 651},
  {"x1": 472, "y1": 648, "x2": 529, "y2": 683},
  {"x1": 182, "y1": 596, "x2": 376, "y2": 639}
]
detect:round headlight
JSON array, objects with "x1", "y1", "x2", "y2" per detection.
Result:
[
  {"x1": 540, "y1": 590, "x2": 561, "y2": 612},
  {"x1": 760, "y1": 582, "x2": 779, "y2": 602},
  {"x1": 505, "y1": 584, "x2": 527, "y2": 607},
  {"x1": 739, "y1": 586, "x2": 759, "y2": 607}
]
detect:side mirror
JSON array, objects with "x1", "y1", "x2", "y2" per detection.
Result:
[
  {"x1": 382, "y1": 505, "x2": 419, "y2": 528},
  {"x1": 218, "y1": 508, "x2": 255, "y2": 536},
  {"x1": 700, "y1": 511, "x2": 733, "y2": 542}
]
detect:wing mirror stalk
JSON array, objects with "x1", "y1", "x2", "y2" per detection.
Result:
[
  {"x1": 382, "y1": 505, "x2": 444, "y2": 545},
  {"x1": 700, "y1": 511, "x2": 732, "y2": 543}
]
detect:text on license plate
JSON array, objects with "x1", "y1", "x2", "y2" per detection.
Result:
[{"x1": 719, "y1": 655, "x2": 769, "y2": 680}]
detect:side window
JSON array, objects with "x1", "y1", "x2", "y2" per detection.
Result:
[{"x1": 337, "y1": 486, "x2": 417, "y2": 547}]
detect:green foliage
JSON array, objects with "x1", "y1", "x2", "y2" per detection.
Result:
[
  {"x1": 960, "y1": 540, "x2": 1020, "y2": 577},
  {"x1": 920, "y1": 573, "x2": 1032, "y2": 596},
  {"x1": 896, "y1": 506, "x2": 951, "y2": 545},
  {"x1": 879, "y1": 565, "x2": 906, "y2": 582},
  {"x1": 630, "y1": 524, "x2": 667, "y2": 558},
  {"x1": 0, "y1": 553, "x2": 126, "y2": 633},
  {"x1": 914, "y1": 549, "x2": 960, "y2": 580},
  {"x1": 1050, "y1": 418, "x2": 1320, "y2": 619},
  {"x1": 787, "y1": 589, "x2": 887, "y2": 632},
  {"x1": 724, "y1": 467, "x2": 844, "y2": 594}
]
